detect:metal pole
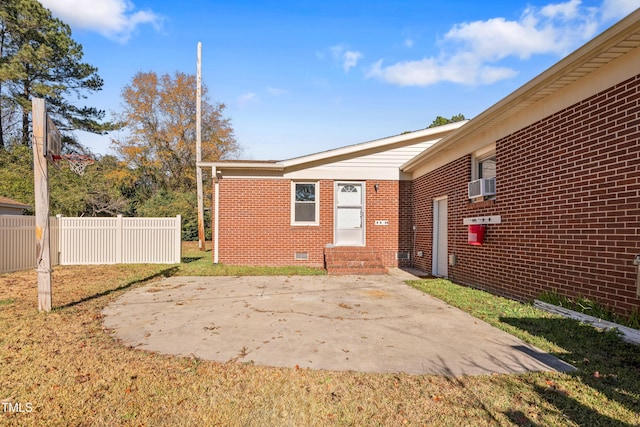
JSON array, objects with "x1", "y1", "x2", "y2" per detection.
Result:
[{"x1": 196, "y1": 42, "x2": 206, "y2": 250}]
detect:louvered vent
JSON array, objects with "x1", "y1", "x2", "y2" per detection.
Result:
[{"x1": 294, "y1": 252, "x2": 309, "y2": 261}]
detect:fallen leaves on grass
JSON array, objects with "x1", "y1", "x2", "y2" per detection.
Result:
[
  {"x1": 544, "y1": 379, "x2": 569, "y2": 396},
  {"x1": 75, "y1": 374, "x2": 90, "y2": 384}
]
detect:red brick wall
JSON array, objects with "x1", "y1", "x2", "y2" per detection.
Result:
[
  {"x1": 414, "y1": 74, "x2": 640, "y2": 317},
  {"x1": 366, "y1": 180, "x2": 413, "y2": 267},
  {"x1": 213, "y1": 179, "x2": 412, "y2": 267},
  {"x1": 413, "y1": 157, "x2": 470, "y2": 274}
]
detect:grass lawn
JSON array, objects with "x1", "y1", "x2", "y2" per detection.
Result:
[{"x1": 1, "y1": 242, "x2": 638, "y2": 426}]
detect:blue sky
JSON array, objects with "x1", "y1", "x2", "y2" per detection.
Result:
[{"x1": 40, "y1": 0, "x2": 640, "y2": 160}]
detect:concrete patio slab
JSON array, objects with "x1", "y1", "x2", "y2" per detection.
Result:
[{"x1": 102, "y1": 269, "x2": 575, "y2": 376}]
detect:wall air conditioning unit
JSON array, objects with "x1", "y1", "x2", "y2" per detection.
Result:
[{"x1": 468, "y1": 177, "x2": 496, "y2": 198}]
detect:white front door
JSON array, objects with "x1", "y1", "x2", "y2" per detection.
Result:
[
  {"x1": 432, "y1": 197, "x2": 448, "y2": 277},
  {"x1": 335, "y1": 182, "x2": 365, "y2": 246}
]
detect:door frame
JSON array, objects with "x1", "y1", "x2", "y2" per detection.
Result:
[
  {"x1": 334, "y1": 181, "x2": 366, "y2": 246},
  {"x1": 432, "y1": 196, "x2": 448, "y2": 277}
]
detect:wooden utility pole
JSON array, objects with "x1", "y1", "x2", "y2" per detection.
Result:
[
  {"x1": 31, "y1": 98, "x2": 52, "y2": 312},
  {"x1": 196, "y1": 42, "x2": 206, "y2": 250}
]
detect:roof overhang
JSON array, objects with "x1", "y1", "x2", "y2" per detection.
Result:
[
  {"x1": 198, "y1": 161, "x2": 284, "y2": 172},
  {"x1": 199, "y1": 120, "x2": 466, "y2": 176},
  {"x1": 0, "y1": 197, "x2": 31, "y2": 210}
]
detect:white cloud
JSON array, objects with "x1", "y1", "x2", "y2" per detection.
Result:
[
  {"x1": 266, "y1": 86, "x2": 287, "y2": 96},
  {"x1": 325, "y1": 44, "x2": 364, "y2": 73},
  {"x1": 237, "y1": 92, "x2": 257, "y2": 107},
  {"x1": 540, "y1": 0, "x2": 583, "y2": 19},
  {"x1": 404, "y1": 38, "x2": 414, "y2": 48},
  {"x1": 443, "y1": 4, "x2": 599, "y2": 60},
  {"x1": 39, "y1": 0, "x2": 162, "y2": 43},
  {"x1": 601, "y1": 0, "x2": 640, "y2": 21},
  {"x1": 329, "y1": 44, "x2": 345, "y2": 59},
  {"x1": 368, "y1": 0, "x2": 607, "y2": 87},
  {"x1": 342, "y1": 50, "x2": 363, "y2": 72},
  {"x1": 368, "y1": 59, "x2": 438, "y2": 86},
  {"x1": 367, "y1": 56, "x2": 517, "y2": 87}
]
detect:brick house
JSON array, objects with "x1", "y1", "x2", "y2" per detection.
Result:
[
  {"x1": 202, "y1": 10, "x2": 640, "y2": 316},
  {"x1": 201, "y1": 122, "x2": 465, "y2": 273},
  {"x1": 401, "y1": 9, "x2": 640, "y2": 317}
]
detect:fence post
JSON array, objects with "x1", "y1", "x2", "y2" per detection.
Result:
[
  {"x1": 116, "y1": 214, "x2": 123, "y2": 264},
  {"x1": 175, "y1": 215, "x2": 182, "y2": 263},
  {"x1": 54, "y1": 214, "x2": 62, "y2": 266}
]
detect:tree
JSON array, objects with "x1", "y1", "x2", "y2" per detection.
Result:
[
  {"x1": 0, "y1": 95, "x2": 20, "y2": 147},
  {"x1": 0, "y1": 146, "x2": 135, "y2": 217},
  {"x1": 0, "y1": 0, "x2": 114, "y2": 149},
  {"x1": 0, "y1": 144, "x2": 33, "y2": 210},
  {"x1": 0, "y1": 144, "x2": 87, "y2": 215},
  {"x1": 112, "y1": 71, "x2": 240, "y2": 197},
  {"x1": 428, "y1": 114, "x2": 466, "y2": 128},
  {"x1": 78, "y1": 155, "x2": 135, "y2": 217},
  {"x1": 137, "y1": 190, "x2": 210, "y2": 241}
]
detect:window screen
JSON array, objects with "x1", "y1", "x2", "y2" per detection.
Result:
[{"x1": 294, "y1": 183, "x2": 316, "y2": 223}]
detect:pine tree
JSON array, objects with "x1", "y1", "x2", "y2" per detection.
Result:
[
  {"x1": 428, "y1": 114, "x2": 467, "y2": 128},
  {"x1": 0, "y1": 0, "x2": 113, "y2": 149}
]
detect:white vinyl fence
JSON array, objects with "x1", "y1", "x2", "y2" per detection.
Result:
[
  {"x1": 1, "y1": 215, "x2": 59, "y2": 274},
  {"x1": 58, "y1": 215, "x2": 182, "y2": 265},
  {"x1": 1, "y1": 215, "x2": 181, "y2": 273}
]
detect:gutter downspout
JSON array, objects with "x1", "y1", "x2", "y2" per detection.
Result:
[{"x1": 212, "y1": 166, "x2": 220, "y2": 264}]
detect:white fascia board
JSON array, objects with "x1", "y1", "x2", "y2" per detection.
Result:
[
  {"x1": 284, "y1": 167, "x2": 410, "y2": 181},
  {"x1": 198, "y1": 161, "x2": 284, "y2": 171}
]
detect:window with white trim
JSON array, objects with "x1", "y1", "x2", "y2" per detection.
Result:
[
  {"x1": 291, "y1": 182, "x2": 319, "y2": 225},
  {"x1": 472, "y1": 144, "x2": 496, "y2": 180}
]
